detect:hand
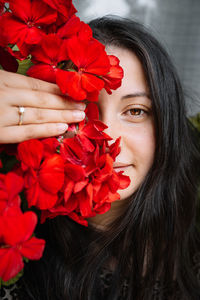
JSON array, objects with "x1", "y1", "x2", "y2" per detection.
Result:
[{"x1": 0, "y1": 70, "x2": 86, "y2": 144}]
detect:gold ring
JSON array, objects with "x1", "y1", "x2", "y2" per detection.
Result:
[{"x1": 18, "y1": 106, "x2": 25, "y2": 126}]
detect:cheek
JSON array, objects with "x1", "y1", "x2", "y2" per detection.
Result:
[{"x1": 126, "y1": 124, "x2": 155, "y2": 171}]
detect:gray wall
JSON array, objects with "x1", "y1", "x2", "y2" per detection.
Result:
[{"x1": 73, "y1": 0, "x2": 200, "y2": 116}]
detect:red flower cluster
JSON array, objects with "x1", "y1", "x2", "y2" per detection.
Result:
[
  {"x1": 40, "y1": 103, "x2": 130, "y2": 226},
  {"x1": 0, "y1": 0, "x2": 129, "y2": 284},
  {"x1": 0, "y1": 172, "x2": 45, "y2": 282},
  {"x1": 0, "y1": 0, "x2": 123, "y2": 101}
]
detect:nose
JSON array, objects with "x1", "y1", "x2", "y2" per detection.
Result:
[
  {"x1": 98, "y1": 90, "x2": 121, "y2": 142},
  {"x1": 102, "y1": 116, "x2": 121, "y2": 146}
]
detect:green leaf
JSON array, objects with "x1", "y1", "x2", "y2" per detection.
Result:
[
  {"x1": 12, "y1": 44, "x2": 20, "y2": 51},
  {"x1": 17, "y1": 58, "x2": 33, "y2": 75}
]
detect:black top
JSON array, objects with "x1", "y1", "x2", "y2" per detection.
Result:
[{"x1": 1, "y1": 253, "x2": 200, "y2": 300}]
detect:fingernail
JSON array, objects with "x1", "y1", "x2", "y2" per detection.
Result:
[
  {"x1": 72, "y1": 110, "x2": 85, "y2": 120},
  {"x1": 57, "y1": 123, "x2": 68, "y2": 133}
]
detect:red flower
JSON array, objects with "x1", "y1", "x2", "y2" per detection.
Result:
[
  {"x1": 0, "y1": 0, "x2": 57, "y2": 47},
  {"x1": 27, "y1": 34, "x2": 69, "y2": 83},
  {"x1": 41, "y1": 129, "x2": 130, "y2": 226},
  {"x1": 41, "y1": 137, "x2": 60, "y2": 158},
  {"x1": 42, "y1": 0, "x2": 77, "y2": 20},
  {"x1": 103, "y1": 55, "x2": 124, "y2": 94},
  {"x1": 28, "y1": 32, "x2": 111, "y2": 101},
  {"x1": 18, "y1": 140, "x2": 64, "y2": 210},
  {"x1": 57, "y1": 15, "x2": 92, "y2": 40},
  {"x1": 56, "y1": 36, "x2": 110, "y2": 101},
  {"x1": 0, "y1": 211, "x2": 45, "y2": 282},
  {"x1": 0, "y1": 172, "x2": 23, "y2": 216}
]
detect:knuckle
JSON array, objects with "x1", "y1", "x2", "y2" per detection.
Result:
[
  {"x1": 35, "y1": 108, "x2": 44, "y2": 122},
  {"x1": 24, "y1": 126, "x2": 35, "y2": 140},
  {"x1": 61, "y1": 110, "x2": 69, "y2": 121},
  {"x1": 29, "y1": 77, "x2": 41, "y2": 91},
  {"x1": 37, "y1": 91, "x2": 48, "y2": 107}
]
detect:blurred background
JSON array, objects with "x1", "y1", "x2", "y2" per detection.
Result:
[{"x1": 74, "y1": 0, "x2": 200, "y2": 117}]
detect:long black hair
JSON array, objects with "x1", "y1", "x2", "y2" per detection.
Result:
[{"x1": 21, "y1": 16, "x2": 200, "y2": 300}]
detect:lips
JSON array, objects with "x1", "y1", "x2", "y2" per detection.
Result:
[{"x1": 113, "y1": 162, "x2": 132, "y2": 169}]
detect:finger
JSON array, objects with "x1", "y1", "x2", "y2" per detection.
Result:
[
  {"x1": 5, "y1": 107, "x2": 85, "y2": 126},
  {"x1": 0, "y1": 70, "x2": 62, "y2": 95},
  {"x1": 2, "y1": 87, "x2": 86, "y2": 110},
  {"x1": 0, "y1": 123, "x2": 68, "y2": 144}
]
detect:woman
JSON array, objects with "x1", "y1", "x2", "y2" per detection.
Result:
[{"x1": 1, "y1": 16, "x2": 200, "y2": 300}]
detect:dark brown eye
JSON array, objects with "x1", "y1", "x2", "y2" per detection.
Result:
[
  {"x1": 128, "y1": 108, "x2": 144, "y2": 116},
  {"x1": 130, "y1": 108, "x2": 143, "y2": 116}
]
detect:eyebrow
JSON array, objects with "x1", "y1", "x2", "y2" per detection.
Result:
[{"x1": 121, "y1": 92, "x2": 150, "y2": 100}]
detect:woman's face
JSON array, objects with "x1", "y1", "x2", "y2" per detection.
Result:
[{"x1": 98, "y1": 47, "x2": 155, "y2": 200}]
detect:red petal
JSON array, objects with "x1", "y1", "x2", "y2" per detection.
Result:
[
  {"x1": 31, "y1": 0, "x2": 57, "y2": 25},
  {"x1": 9, "y1": 0, "x2": 32, "y2": 21},
  {"x1": 108, "y1": 55, "x2": 120, "y2": 66},
  {"x1": 94, "y1": 202, "x2": 111, "y2": 214},
  {"x1": 3, "y1": 211, "x2": 37, "y2": 245},
  {"x1": 24, "y1": 27, "x2": 44, "y2": 45},
  {"x1": 64, "y1": 179, "x2": 74, "y2": 203},
  {"x1": 78, "y1": 190, "x2": 93, "y2": 217},
  {"x1": 26, "y1": 180, "x2": 39, "y2": 207},
  {"x1": 30, "y1": 45, "x2": 53, "y2": 64},
  {"x1": 57, "y1": 15, "x2": 81, "y2": 39},
  {"x1": 85, "y1": 43, "x2": 110, "y2": 75},
  {"x1": 5, "y1": 172, "x2": 24, "y2": 201},
  {"x1": 64, "y1": 193, "x2": 78, "y2": 213},
  {"x1": 56, "y1": 69, "x2": 86, "y2": 100},
  {"x1": 98, "y1": 154, "x2": 113, "y2": 181},
  {"x1": 39, "y1": 154, "x2": 64, "y2": 194},
  {"x1": 41, "y1": 137, "x2": 60, "y2": 158},
  {"x1": 106, "y1": 191, "x2": 120, "y2": 203},
  {"x1": 62, "y1": 137, "x2": 85, "y2": 161},
  {"x1": 1, "y1": 16, "x2": 30, "y2": 45},
  {"x1": 78, "y1": 23, "x2": 93, "y2": 42},
  {"x1": 109, "y1": 137, "x2": 121, "y2": 160},
  {"x1": 20, "y1": 236, "x2": 45, "y2": 260},
  {"x1": 68, "y1": 212, "x2": 88, "y2": 226},
  {"x1": 18, "y1": 139, "x2": 44, "y2": 169},
  {"x1": 107, "y1": 171, "x2": 120, "y2": 193},
  {"x1": 42, "y1": 0, "x2": 77, "y2": 19},
  {"x1": 38, "y1": 187, "x2": 59, "y2": 209},
  {"x1": 64, "y1": 163, "x2": 86, "y2": 181},
  {"x1": 27, "y1": 64, "x2": 56, "y2": 84},
  {"x1": 74, "y1": 179, "x2": 88, "y2": 193},
  {"x1": 85, "y1": 102, "x2": 99, "y2": 121},
  {"x1": 0, "y1": 247, "x2": 23, "y2": 282},
  {"x1": 117, "y1": 172, "x2": 131, "y2": 189},
  {"x1": 81, "y1": 73, "x2": 104, "y2": 93},
  {"x1": 33, "y1": 34, "x2": 63, "y2": 63},
  {"x1": 86, "y1": 90, "x2": 99, "y2": 102},
  {"x1": 76, "y1": 134, "x2": 95, "y2": 152}
]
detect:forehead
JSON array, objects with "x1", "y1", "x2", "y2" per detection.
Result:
[{"x1": 105, "y1": 46, "x2": 149, "y2": 95}]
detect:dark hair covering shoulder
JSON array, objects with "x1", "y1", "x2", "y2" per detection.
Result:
[{"x1": 19, "y1": 16, "x2": 200, "y2": 300}]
